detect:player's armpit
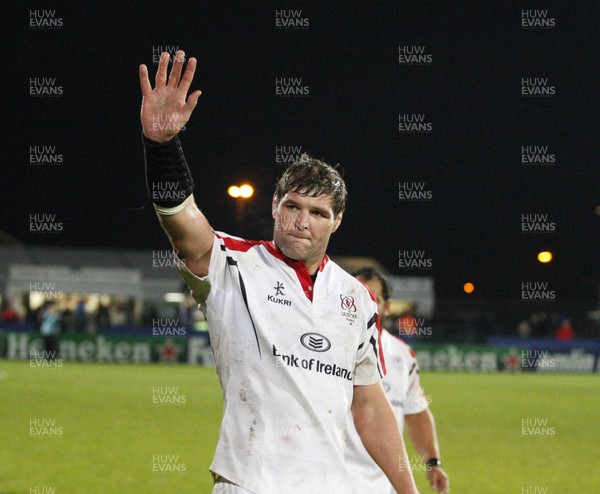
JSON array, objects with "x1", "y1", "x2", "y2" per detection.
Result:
[{"x1": 157, "y1": 195, "x2": 214, "y2": 277}]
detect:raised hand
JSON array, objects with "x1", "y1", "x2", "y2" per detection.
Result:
[{"x1": 139, "y1": 50, "x2": 202, "y2": 143}]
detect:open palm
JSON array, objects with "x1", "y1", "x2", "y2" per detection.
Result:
[{"x1": 139, "y1": 50, "x2": 201, "y2": 143}]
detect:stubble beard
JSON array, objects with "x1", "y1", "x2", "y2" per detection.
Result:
[{"x1": 274, "y1": 224, "x2": 318, "y2": 263}]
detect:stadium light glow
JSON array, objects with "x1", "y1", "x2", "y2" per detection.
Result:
[
  {"x1": 537, "y1": 251, "x2": 553, "y2": 263},
  {"x1": 239, "y1": 184, "x2": 254, "y2": 198},
  {"x1": 228, "y1": 184, "x2": 254, "y2": 199},
  {"x1": 463, "y1": 282, "x2": 475, "y2": 294}
]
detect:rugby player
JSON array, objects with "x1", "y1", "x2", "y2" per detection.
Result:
[
  {"x1": 346, "y1": 268, "x2": 449, "y2": 493},
  {"x1": 139, "y1": 50, "x2": 419, "y2": 493}
]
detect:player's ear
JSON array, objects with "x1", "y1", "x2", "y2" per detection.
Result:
[
  {"x1": 332, "y1": 210, "x2": 344, "y2": 232},
  {"x1": 272, "y1": 193, "x2": 279, "y2": 220}
]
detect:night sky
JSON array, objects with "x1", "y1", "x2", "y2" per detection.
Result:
[{"x1": 2, "y1": 1, "x2": 599, "y2": 302}]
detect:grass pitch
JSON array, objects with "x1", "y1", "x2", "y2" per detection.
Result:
[{"x1": 1, "y1": 361, "x2": 598, "y2": 493}]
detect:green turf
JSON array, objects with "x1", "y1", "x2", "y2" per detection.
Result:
[
  {"x1": 407, "y1": 372, "x2": 600, "y2": 494},
  {"x1": 1, "y1": 361, "x2": 598, "y2": 493},
  {"x1": 0, "y1": 361, "x2": 222, "y2": 494}
]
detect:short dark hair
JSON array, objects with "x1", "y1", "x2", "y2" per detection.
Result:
[
  {"x1": 275, "y1": 154, "x2": 347, "y2": 218},
  {"x1": 353, "y1": 267, "x2": 391, "y2": 301}
]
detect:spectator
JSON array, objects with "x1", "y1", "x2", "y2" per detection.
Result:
[
  {"x1": 74, "y1": 298, "x2": 88, "y2": 333},
  {"x1": 1, "y1": 302, "x2": 20, "y2": 322},
  {"x1": 109, "y1": 301, "x2": 127, "y2": 327},
  {"x1": 61, "y1": 305, "x2": 74, "y2": 333},
  {"x1": 517, "y1": 319, "x2": 532, "y2": 339},
  {"x1": 40, "y1": 303, "x2": 61, "y2": 360},
  {"x1": 555, "y1": 318, "x2": 574, "y2": 340},
  {"x1": 96, "y1": 301, "x2": 110, "y2": 331}
]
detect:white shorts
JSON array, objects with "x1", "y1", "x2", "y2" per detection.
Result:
[{"x1": 212, "y1": 481, "x2": 254, "y2": 494}]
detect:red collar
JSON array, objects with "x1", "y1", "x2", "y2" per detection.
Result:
[{"x1": 264, "y1": 241, "x2": 329, "y2": 301}]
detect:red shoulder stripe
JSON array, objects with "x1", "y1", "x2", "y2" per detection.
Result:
[{"x1": 215, "y1": 232, "x2": 264, "y2": 253}]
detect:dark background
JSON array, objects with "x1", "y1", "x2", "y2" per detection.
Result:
[{"x1": 2, "y1": 1, "x2": 598, "y2": 306}]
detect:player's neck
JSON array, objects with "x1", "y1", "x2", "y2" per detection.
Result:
[
  {"x1": 302, "y1": 252, "x2": 328, "y2": 275},
  {"x1": 304, "y1": 260, "x2": 320, "y2": 276}
]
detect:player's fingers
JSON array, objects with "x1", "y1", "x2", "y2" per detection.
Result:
[
  {"x1": 434, "y1": 472, "x2": 448, "y2": 494},
  {"x1": 139, "y1": 64, "x2": 152, "y2": 96},
  {"x1": 178, "y1": 57, "x2": 197, "y2": 94},
  {"x1": 181, "y1": 90, "x2": 202, "y2": 121},
  {"x1": 168, "y1": 50, "x2": 185, "y2": 88},
  {"x1": 186, "y1": 90, "x2": 202, "y2": 107},
  {"x1": 155, "y1": 52, "x2": 169, "y2": 88},
  {"x1": 430, "y1": 471, "x2": 441, "y2": 489}
]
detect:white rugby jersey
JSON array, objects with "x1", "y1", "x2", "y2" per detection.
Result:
[
  {"x1": 178, "y1": 231, "x2": 385, "y2": 494},
  {"x1": 345, "y1": 330, "x2": 428, "y2": 494}
]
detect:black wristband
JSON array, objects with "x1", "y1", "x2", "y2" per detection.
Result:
[
  {"x1": 425, "y1": 458, "x2": 441, "y2": 469},
  {"x1": 142, "y1": 133, "x2": 194, "y2": 209}
]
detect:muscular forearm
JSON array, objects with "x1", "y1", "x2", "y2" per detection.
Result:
[
  {"x1": 353, "y1": 388, "x2": 418, "y2": 493},
  {"x1": 405, "y1": 410, "x2": 449, "y2": 493},
  {"x1": 142, "y1": 135, "x2": 213, "y2": 275},
  {"x1": 405, "y1": 409, "x2": 440, "y2": 462}
]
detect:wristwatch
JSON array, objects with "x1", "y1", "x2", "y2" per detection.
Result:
[{"x1": 425, "y1": 457, "x2": 442, "y2": 469}]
